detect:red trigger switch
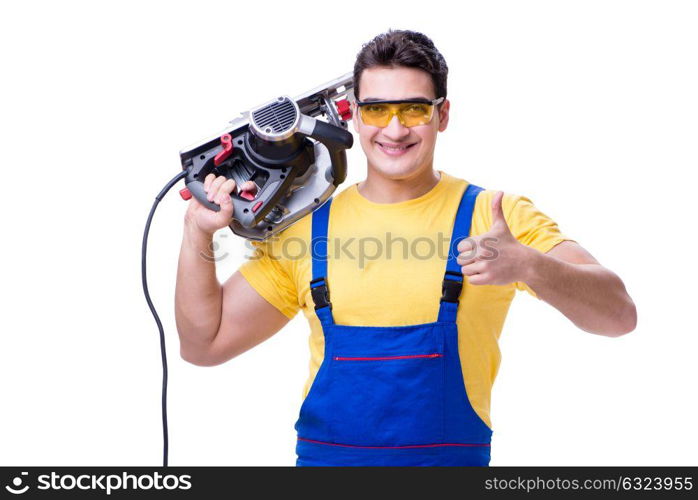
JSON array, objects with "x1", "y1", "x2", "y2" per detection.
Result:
[
  {"x1": 239, "y1": 190, "x2": 256, "y2": 201},
  {"x1": 179, "y1": 187, "x2": 192, "y2": 200},
  {"x1": 238, "y1": 181, "x2": 258, "y2": 201},
  {"x1": 336, "y1": 99, "x2": 352, "y2": 121},
  {"x1": 214, "y1": 134, "x2": 234, "y2": 166}
]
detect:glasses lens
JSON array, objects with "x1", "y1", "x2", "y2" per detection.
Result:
[
  {"x1": 360, "y1": 103, "x2": 391, "y2": 126},
  {"x1": 399, "y1": 103, "x2": 433, "y2": 127}
]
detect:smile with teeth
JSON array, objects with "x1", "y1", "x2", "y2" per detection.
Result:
[{"x1": 376, "y1": 141, "x2": 417, "y2": 155}]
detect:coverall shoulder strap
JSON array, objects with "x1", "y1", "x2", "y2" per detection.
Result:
[
  {"x1": 309, "y1": 197, "x2": 334, "y2": 323},
  {"x1": 438, "y1": 182, "x2": 484, "y2": 323},
  {"x1": 311, "y1": 197, "x2": 332, "y2": 282}
]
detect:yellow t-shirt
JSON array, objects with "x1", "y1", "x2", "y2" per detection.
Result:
[{"x1": 238, "y1": 170, "x2": 574, "y2": 429}]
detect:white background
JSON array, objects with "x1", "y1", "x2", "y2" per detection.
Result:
[{"x1": 1, "y1": 0, "x2": 696, "y2": 466}]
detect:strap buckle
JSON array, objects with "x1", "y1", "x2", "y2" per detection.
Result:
[
  {"x1": 310, "y1": 277, "x2": 332, "y2": 311},
  {"x1": 441, "y1": 272, "x2": 463, "y2": 303}
]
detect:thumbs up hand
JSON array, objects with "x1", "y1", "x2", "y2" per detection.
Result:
[{"x1": 456, "y1": 191, "x2": 533, "y2": 286}]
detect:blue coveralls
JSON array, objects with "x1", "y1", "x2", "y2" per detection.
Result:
[{"x1": 294, "y1": 183, "x2": 492, "y2": 466}]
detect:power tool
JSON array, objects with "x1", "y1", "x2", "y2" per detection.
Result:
[{"x1": 178, "y1": 72, "x2": 354, "y2": 240}]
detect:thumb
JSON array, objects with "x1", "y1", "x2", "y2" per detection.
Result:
[{"x1": 491, "y1": 191, "x2": 509, "y2": 231}]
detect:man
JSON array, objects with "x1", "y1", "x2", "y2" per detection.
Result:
[{"x1": 174, "y1": 29, "x2": 636, "y2": 466}]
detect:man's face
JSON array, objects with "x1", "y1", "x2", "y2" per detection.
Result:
[{"x1": 352, "y1": 65, "x2": 450, "y2": 180}]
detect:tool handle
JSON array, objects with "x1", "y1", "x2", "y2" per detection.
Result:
[
  {"x1": 299, "y1": 115, "x2": 353, "y2": 186},
  {"x1": 184, "y1": 180, "x2": 221, "y2": 212},
  {"x1": 184, "y1": 179, "x2": 251, "y2": 225}
]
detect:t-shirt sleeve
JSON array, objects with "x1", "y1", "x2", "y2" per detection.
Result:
[
  {"x1": 506, "y1": 195, "x2": 576, "y2": 299},
  {"x1": 237, "y1": 240, "x2": 300, "y2": 320}
]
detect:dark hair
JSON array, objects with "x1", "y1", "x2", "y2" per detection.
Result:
[{"x1": 353, "y1": 29, "x2": 448, "y2": 107}]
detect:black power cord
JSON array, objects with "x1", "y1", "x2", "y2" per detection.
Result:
[{"x1": 141, "y1": 170, "x2": 188, "y2": 467}]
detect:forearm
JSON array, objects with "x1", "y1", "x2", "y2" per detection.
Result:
[
  {"x1": 521, "y1": 248, "x2": 637, "y2": 336},
  {"x1": 174, "y1": 221, "x2": 223, "y2": 356}
]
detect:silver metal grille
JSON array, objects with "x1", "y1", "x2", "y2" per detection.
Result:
[{"x1": 251, "y1": 98, "x2": 297, "y2": 133}]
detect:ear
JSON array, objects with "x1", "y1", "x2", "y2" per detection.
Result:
[{"x1": 437, "y1": 98, "x2": 450, "y2": 132}]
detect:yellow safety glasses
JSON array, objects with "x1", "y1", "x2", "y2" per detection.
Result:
[{"x1": 355, "y1": 97, "x2": 445, "y2": 128}]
